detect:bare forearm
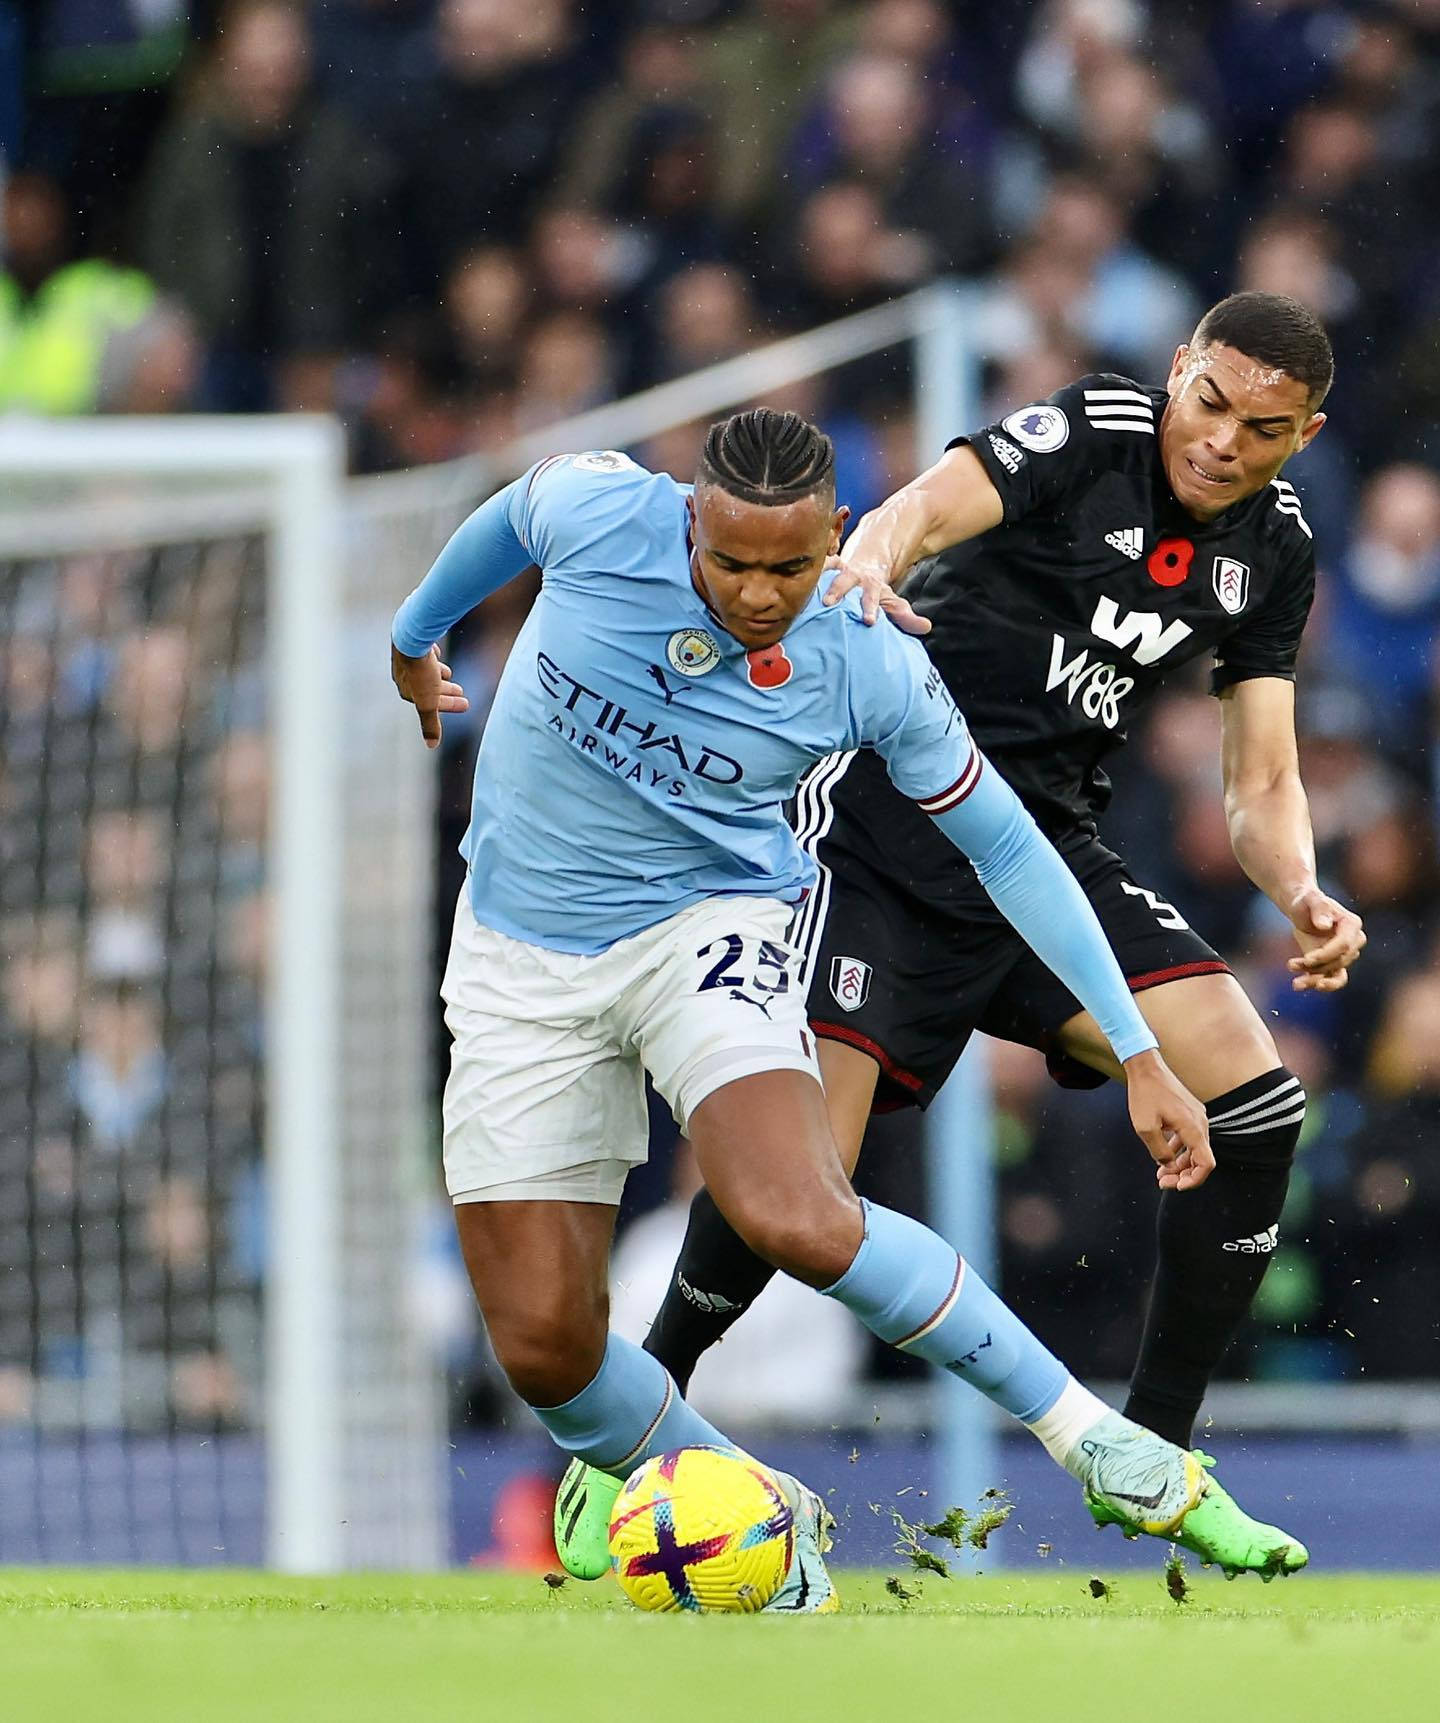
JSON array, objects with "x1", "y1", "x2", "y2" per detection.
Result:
[
  {"x1": 1226, "y1": 772, "x2": 1318, "y2": 910},
  {"x1": 843, "y1": 483, "x2": 950, "y2": 586},
  {"x1": 842, "y1": 448, "x2": 1005, "y2": 584}
]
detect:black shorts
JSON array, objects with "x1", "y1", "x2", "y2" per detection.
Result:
[{"x1": 789, "y1": 750, "x2": 1229, "y2": 1109}]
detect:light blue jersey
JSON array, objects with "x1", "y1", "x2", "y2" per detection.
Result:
[
  {"x1": 393, "y1": 451, "x2": 1159, "y2": 1064},
  {"x1": 395, "y1": 451, "x2": 969, "y2": 953}
]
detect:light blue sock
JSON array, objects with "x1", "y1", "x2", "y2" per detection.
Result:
[
  {"x1": 533, "y1": 1333, "x2": 735, "y2": 1479},
  {"x1": 823, "y1": 1200, "x2": 1068, "y2": 1422}
]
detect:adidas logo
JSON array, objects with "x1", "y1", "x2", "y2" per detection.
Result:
[
  {"x1": 1221, "y1": 1224, "x2": 1279, "y2": 1254},
  {"x1": 677, "y1": 1272, "x2": 741, "y2": 1314},
  {"x1": 1105, "y1": 527, "x2": 1143, "y2": 560}
]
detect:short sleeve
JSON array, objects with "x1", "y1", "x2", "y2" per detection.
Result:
[
  {"x1": 951, "y1": 375, "x2": 1146, "y2": 524},
  {"x1": 1210, "y1": 540, "x2": 1315, "y2": 694},
  {"x1": 846, "y1": 615, "x2": 977, "y2": 804}
]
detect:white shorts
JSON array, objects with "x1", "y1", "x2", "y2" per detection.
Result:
[{"x1": 442, "y1": 890, "x2": 822, "y2": 1205}]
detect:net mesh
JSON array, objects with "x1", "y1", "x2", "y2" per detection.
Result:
[
  {"x1": 0, "y1": 471, "x2": 456, "y2": 1566},
  {"x1": 0, "y1": 522, "x2": 269, "y2": 1560}
]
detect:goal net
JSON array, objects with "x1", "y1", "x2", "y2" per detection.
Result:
[{"x1": 0, "y1": 420, "x2": 448, "y2": 1569}]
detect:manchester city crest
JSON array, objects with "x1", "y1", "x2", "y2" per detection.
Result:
[{"x1": 666, "y1": 627, "x2": 722, "y2": 677}]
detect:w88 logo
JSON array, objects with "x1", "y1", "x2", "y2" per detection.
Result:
[{"x1": 1045, "y1": 635, "x2": 1135, "y2": 730}]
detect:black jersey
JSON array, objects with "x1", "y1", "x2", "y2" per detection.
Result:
[{"x1": 900, "y1": 373, "x2": 1316, "y2": 834}]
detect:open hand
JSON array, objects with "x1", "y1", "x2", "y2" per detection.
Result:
[
  {"x1": 391, "y1": 642, "x2": 469, "y2": 750},
  {"x1": 1286, "y1": 887, "x2": 1366, "y2": 992},
  {"x1": 821, "y1": 556, "x2": 931, "y2": 634}
]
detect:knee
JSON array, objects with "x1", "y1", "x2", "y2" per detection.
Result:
[
  {"x1": 726, "y1": 1188, "x2": 864, "y2": 1289},
  {"x1": 1208, "y1": 1066, "x2": 1305, "y2": 1166},
  {"x1": 484, "y1": 1288, "x2": 608, "y2": 1408}
]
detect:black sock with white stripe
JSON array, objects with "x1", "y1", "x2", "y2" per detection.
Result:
[
  {"x1": 642, "y1": 1188, "x2": 778, "y2": 1391},
  {"x1": 1124, "y1": 1067, "x2": 1305, "y2": 1447}
]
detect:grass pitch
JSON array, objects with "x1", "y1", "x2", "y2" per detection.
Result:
[{"x1": 2, "y1": 1568, "x2": 1437, "y2": 1723}]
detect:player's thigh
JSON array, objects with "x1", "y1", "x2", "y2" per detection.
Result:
[
  {"x1": 1057, "y1": 971, "x2": 1280, "y2": 1101},
  {"x1": 623, "y1": 894, "x2": 821, "y2": 1120},
  {"x1": 620, "y1": 895, "x2": 858, "y2": 1270},
  {"x1": 441, "y1": 888, "x2": 651, "y2": 1205},
  {"x1": 792, "y1": 829, "x2": 1013, "y2": 1120},
  {"x1": 817, "y1": 1037, "x2": 881, "y2": 1176},
  {"x1": 687, "y1": 1067, "x2": 863, "y2": 1289},
  {"x1": 987, "y1": 840, "x2": 1280, "y2": 1099}
]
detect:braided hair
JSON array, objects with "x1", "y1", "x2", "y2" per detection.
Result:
[{"x1": 697, "y1": 408, "x2": 836, "y2": 507}]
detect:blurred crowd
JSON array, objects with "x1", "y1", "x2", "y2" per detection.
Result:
[
  {"x1": 4, "y1": 0, "x2": 1440, "y2": 1421},
  {"x1": 0, "y1": 534, "x2": 268, "y2": 1430}
]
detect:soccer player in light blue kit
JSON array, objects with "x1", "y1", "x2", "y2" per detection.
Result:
[{"x1": 391, "y1": 410, "x2": 1307, "y2": 1612}]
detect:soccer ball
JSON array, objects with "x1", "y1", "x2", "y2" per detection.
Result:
[{"x1": 607, "y1": 1445, "x2": 794, "y2": 1613}]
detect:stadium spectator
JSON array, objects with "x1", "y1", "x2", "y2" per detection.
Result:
[
  {"x1": 1272, "y1": 100, "x2": 1420, "y2": 359},
  {"x1": 67, "y1": 982, "x2": 167, "y2": 1151},
  {"x1": 786, "y1": 51, "x2": 996, "y2": 277},
  {"x1": 971, "y1": 176, "x2": 1196, "y2": 378},
  {"x1": 140, "y1": 0, "x2": 398, "y2": 411},
  {"x1": 646, "y1": 263, "x2": 768, "y2": 386},
  {"x1": 1322, "y1": 465, "x2": 1440, "y2": 767},
  {"x1": 0, "y1": 170, "x2": 165, "y2": 415},
  {"x1": 385, "y1": 0, "x2": 583, "y2": 296},
  {"x1": 552, "y1": 22, "x2": 707, "y2": 219},
  {"x1": 774, "y1": 179, "x2": 935, "y2": 328},
  {"x1": 512, "y1": 310, "x2": 617, "y2": 432},
  {"x1": 699, "y1": 0, "x2": 862, "y2": 223},
  {"x1": 442, "y1": 245, "x2": 528, "y2": 404}
]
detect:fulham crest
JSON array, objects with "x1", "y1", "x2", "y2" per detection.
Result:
[
  {"x1": 830, "y1": 955, "x2": 872, "y2": 1012},
  {"x1": 1212, "y1": 557, "x2": 1250, "y2": 616}
]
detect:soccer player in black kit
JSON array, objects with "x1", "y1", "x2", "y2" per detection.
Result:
[{"x1": 643, "y1": 291, "x2": 1367, "y2": 1454}]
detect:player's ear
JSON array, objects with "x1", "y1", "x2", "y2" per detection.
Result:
[
  {"x1": 1297, "y1": 410, "x2": 1326, "y2": 452},
  {"x1": 830, "y1": 504, "x2": 850, "y2": 551},
  {"x1": 1165, "y1": 345, "x2": 1190, "y2": 395}
]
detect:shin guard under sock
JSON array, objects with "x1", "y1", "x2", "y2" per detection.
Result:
[{"x1": 1125, "y1": 1067, "x2": 1304, "y2": 1446}]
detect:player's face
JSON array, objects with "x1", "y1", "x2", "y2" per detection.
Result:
[
  {"x1": 1160, "y1": 342, "x2": 1326, "y2": 522},
  {"x1": 687, "y1": 487, "x2": 848, "y2": 649}
]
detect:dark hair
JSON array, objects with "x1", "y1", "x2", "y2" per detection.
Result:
[
  {"x1": 1191, "y1": 292, "x2": 1334, "y2": 406},
  {"x1": 697, "y1": 408, "x2": 836, "y2": 506}
]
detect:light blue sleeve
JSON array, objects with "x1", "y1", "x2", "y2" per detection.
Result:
[
  {"x1": 845, "y1": 606, "x2": 973, "y2": 793},
  {"x1": 927, "y1": 764, "x2": 1158, "y2": 1064},
  {"x1": 390, "y1": 474, "x2": 533, "y2": 656}
]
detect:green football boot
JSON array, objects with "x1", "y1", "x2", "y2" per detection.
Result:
[
  {"x1": 553, "y1": 1459, "x2": 624, "y2": 1581},
  {"x1": 1076, "y1": 1414, "x2": 1309, "y2": 1581},
  {"x1": 1168, "y1": 1452, "x2": 1309, "y2": 1581}
]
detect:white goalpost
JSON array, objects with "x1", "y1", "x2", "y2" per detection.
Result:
[
  {"x1": 0, "y1": 282, "x2": 988, "y2": 1571},
  {"x1": 0, "y1": 416, "x2": 444, "y2": 1571}
]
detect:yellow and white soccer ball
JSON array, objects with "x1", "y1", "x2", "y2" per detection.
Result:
[{"x1": 607, "y1": 1445, "x2": 794, "y2": 1613}]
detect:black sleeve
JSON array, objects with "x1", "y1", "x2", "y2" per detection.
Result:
[
  {"x1": 948, "y1": 376, "x2": 1122, "y2": 524},
  {"x1": 1210, "y1": 539, "x2": 1316, "y2": 694}
]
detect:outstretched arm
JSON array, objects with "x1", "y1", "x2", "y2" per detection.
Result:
[
  {"x1": 390, "y1": 479, "x2": 534, "y2": 749},
  {"x1": 823, "y1": 445, "x2": 1005, "y2": 623},
  {"x1": 922, "y1": 757, "x2": 1213, "y2": 1189},
  {"x1": 1220, "y1": 676, "x2": 1366, "y2": 991}
]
